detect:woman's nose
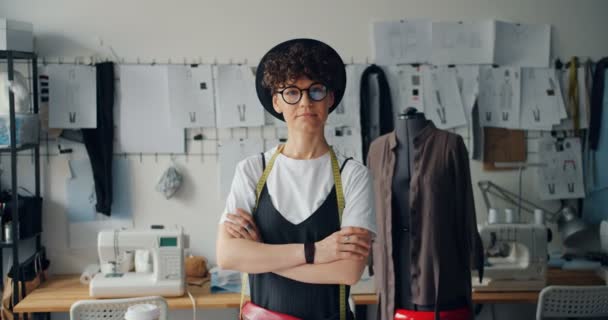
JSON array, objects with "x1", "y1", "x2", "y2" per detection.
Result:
[{"x1": 298, "y1": 90, "x2": 314, "y2": 107}]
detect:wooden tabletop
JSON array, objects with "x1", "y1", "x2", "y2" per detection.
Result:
[
  {"x1": 14, "y1": 268, "x2": 605, "y2": 313},
  {"x1": 473, "y1": 268, "x2": 606, "y2": 304},
  {"x1": 13, "y1": 276, "x2": 377, "y2": 313}
]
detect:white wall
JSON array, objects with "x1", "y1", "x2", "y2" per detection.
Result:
[{"x1": 1, "y1": 0, "x2": 607, "y2": 319}]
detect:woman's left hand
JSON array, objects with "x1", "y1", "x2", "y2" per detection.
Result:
[{"x1": 224, "y1": 208, "x2": 261, "y2": 242}]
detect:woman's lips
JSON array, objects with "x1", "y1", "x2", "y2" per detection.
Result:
[{"x1": 297, "y1": 113, "x2": 317, "y2": 118}]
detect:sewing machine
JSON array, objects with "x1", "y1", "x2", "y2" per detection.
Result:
[
  {"x1": 472, "y1": 223, "x2": 548, "y2": 291},
  {"x1": 89, "y1": 229, "x2": 186, "y2": 298}
]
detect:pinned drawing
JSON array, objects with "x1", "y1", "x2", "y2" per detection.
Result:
[
  {"x1": 422, "y1": 67, "x2": 467, "y2": 129},
  {"x1": 538, "y1": 137, "x2": 585, "y2": 200},
  {"x1": 478, "y1": 66, "x2": 521, "y2": 128}
]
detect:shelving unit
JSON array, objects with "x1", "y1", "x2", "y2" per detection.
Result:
[{"x1": 0, "y1": 50, "x2": 44, "y2": 318}]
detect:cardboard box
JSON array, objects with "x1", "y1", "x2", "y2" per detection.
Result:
[{"x1": 0, "y1": 18, "x2": 34, "y2": 52}]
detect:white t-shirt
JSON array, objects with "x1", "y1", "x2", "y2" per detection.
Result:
[{"x1": 220, "y1": 146, "x2": 376, "y2": 235}]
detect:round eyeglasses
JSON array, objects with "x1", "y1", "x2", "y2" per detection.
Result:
[{"x1": 275, "y1": 83, "x2": 328, "y2": 105}]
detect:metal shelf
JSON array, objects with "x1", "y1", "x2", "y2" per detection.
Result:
[
  {"x1": 0, "y1": 242, "x2": 13, "y2": 248},
  {"x1": 0, "y1": 50, "x2": 36, "y2": 60},
  {"x1": 0, "y1": 233, "x2": 41, "y2": 248},
  {"x1": 0, "y1": 143, "x2": 38, "y2": 153},
  {"x1": 0, "y1": 51, "x2": 42, "y2": 316}
]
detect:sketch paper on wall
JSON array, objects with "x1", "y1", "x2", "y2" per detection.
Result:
[
  {"x1": 454, "y1": 65, "x2": 480, "y2": 126},
  {"x1": 328, "y1": 64, "x2": 367, "y2": 128},
  {"x1": 520, "y1": 68, "x2": 567, "y2": 130},
  {"x1": 478, "y1": 66, "x2": 521, "y2": 129},
  {"x1": 371, "y1": 19, "x2": 432, "y2": 65},
  {"x1": 537, "y1": 137, "x2": 585, "y2": 200},
  {"x1": 167, "y1": 64, "x2": 216, "y2": 128},
  {"x1": 385, "y1": 65, "x2": 425, "y2": 116},
  {"x1": 431, "y1": 20, "x2": 495, "y2": 65},
  {"x1": 215, "y1": 65, "x2": 264, "y2": 128},
  {"x1": 325, "y1": 126, "x2": 363, "y2": 162},
  {"x1": 422, "y1": 67, "x2": 467, "y2": 129},
  {"x1": 44, "y1": 64, "x2": 97, "y2": 129},
  {"x1": 117, "y1": 65, "x2": 185, "y2": 153},
  {"x1": 494, "y1": 21, "x2": 551, "y2": 67}
]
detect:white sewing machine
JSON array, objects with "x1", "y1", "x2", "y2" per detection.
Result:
[
  {"x1": 89, "y1": 229, "x2": 186, "y2": 298},
  {"x1": 472, "y1": 223, "x2": 548, "y2": 291}
]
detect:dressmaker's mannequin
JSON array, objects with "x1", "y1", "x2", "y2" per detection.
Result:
[{"x1": 392, "y1": 107, "x2": 429, "y2": 308}]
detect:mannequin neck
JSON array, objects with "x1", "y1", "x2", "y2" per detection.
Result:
[{"x1": 395, "y1": 116, "x2": 428, "y2": 146}]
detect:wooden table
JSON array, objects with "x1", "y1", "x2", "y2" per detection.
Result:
[{"x1": 14, "y1": 268, "x2": 605, "y2": 314}]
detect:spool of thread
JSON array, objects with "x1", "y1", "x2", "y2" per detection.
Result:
[
  {"x1": 80, "y1": 264, "x2": 100, "y2": 284},
  {"x1": 505, "y1": 208, "x2": 515, "y2": 224},
  {"x1": 4, "y1": 221, "x2": 12, "y2": 242},
  {"x1": 135, "y1": 250, "x2": 152, "y2": 273},
  {"x1": 534, "y1": 209, "x2": 545, "y2": 225},
  {"x1": 488, "y1": 208, "x2": 499, "y2": 224}
]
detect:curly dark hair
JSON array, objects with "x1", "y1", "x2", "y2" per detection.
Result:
[{"x1": 261, "y1": 42, "x2": 342, "y2": 91}]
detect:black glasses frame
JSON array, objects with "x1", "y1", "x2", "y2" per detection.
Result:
[{"x1": 275, "y1": 82, "x2": 329, "y2": 105}]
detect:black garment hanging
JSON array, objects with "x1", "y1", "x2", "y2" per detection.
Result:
[
  {"x1": 360, "y1": 64, "x2": 394, "y2": 163},
  {"x1": 248, "y1": 155, "x2": 354, "y2": 320},
  {"x1": 589, "y1": 57, "x2": 608, "y2": 150},
  {"x1": 81, "y1": 62, "x2": 115, "y2": 215}
]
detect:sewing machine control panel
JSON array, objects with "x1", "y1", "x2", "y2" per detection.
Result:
[{"x1": 159, "y1": 248, "x2": 183, "y2": 280}]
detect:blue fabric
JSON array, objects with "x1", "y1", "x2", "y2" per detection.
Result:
[
  {"x1": 595, "y1": 70, "x2": 608, "y2": 190},
  {"x1": 582, "y1": 188, "x2": 608, "y2": 224},
  {"x1": 583, "y1": 69, "x2": 608, "y2": 223}
]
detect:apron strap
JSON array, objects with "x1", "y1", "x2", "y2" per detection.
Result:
[{"x1": 240, "y1": 145, "x2": 348, "y2": 320}]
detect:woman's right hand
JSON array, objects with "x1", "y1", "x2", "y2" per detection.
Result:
[{"x1": 314, "y1": 227, "x2": 371, "y2": 264}]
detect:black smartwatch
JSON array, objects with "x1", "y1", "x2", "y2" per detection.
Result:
[{"x1": 304, "y1": 242, "x2": 315, "y2": 264}]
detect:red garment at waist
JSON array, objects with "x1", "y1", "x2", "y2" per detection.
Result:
[{"x1": 394, "y1": 307, "x2": 471, "y2": 320}]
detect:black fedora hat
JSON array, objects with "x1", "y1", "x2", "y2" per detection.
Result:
[{"x1": 255, "y1": 38, "x2": 347, "y2": 122}]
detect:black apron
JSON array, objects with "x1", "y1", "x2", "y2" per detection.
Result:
[{"x1": 249, "y1": 150, "x2": 354, "y2": 320}]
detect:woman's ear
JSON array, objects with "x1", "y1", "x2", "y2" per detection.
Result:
[
  {"x1": 327, "y1": 91, "x2": 335, "y2": 110},
  {"x1": 272, "y1": 94, "x2": 282, "y2": 114}
]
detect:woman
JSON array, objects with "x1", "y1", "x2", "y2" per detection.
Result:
[{"x1": 216, "y1": 38, "x2": 376, "y2": 320}]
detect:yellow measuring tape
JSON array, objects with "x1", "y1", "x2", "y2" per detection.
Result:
[
  {"x1": 239, "y1": 145, "x2": 347, "y2": 320},
  {"x1": 568, "y1": 57, "x2": 580, "y2": 132}
]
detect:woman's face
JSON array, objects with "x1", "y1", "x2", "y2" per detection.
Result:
[{"x1": 272, "y1": 76, "x2": 334, "y2": 134}]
